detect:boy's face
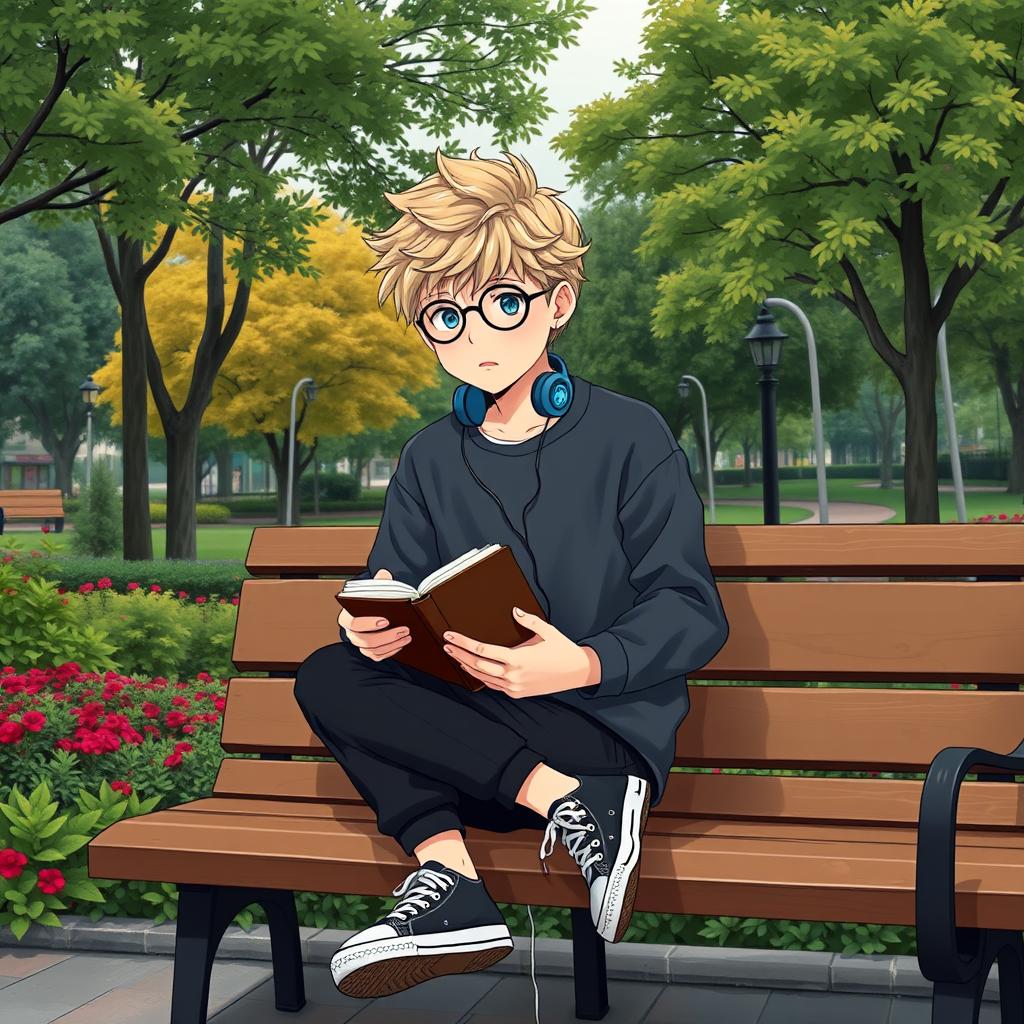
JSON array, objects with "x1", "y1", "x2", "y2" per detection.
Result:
[{"x1": 412, "y1": 270, "x2": 576, "y2": 394}]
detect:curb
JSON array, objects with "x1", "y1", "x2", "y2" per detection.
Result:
[{"x1": 0, "y1": 915, "x2": 999, "y2": 1002}]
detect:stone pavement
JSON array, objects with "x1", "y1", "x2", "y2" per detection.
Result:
[
  {"x1": 0, "y1": 947, "x2": 1005, "y2": 1024},
  {"x1": 716, "y1": 499, "x2": 896, "y2": 524}
]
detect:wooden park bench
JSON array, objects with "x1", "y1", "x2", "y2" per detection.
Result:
[
  {"x1": 87, "y1": 523, "x2": 1024, "y2": 1024},
  {"x1": 0, "y1": 488, "x2": 64, "y2": 535}
]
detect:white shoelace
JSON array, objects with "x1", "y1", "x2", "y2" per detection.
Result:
[
  {"x1": 388, "y1": 866, "x2": 454, "y2": 921},
  {"x1": 526, "y1": 795, "x2": 603, "y2": 1024}
]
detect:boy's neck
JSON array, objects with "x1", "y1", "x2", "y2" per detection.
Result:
[{"x1": 481, "y1": 348, "x2": 558, "y2": 439}]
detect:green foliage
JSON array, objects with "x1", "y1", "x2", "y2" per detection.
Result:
[
  {"x1": 208, "y1": 494, "x2": 383, "y2": 516},
  {"x1": 0, "y1": 562, "x2": 117, "y2": 673},
  {"x1": 555, "y1": 0, "x2": 1024, "y2": 347},
  {"x1": 0, "y1": 779, "x2": 161, "y2": 941},
  {"x1": 68, "y1": 590, "x2": 237, "y2": 681},
  {"x1": 148, "y1": 502, "x2": 231, "y2": 524},
  {"x1": 9, "y1": 553, "x2": 249, "y2": 599},
  {"x1": 299, "y1": 471, "x2": 360, "y2": 501},
  {"x1": 69, "y1": 461, "x2": 122, "y2": 558}
]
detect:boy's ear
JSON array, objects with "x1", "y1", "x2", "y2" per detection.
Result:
[{"x1": 551, "y1": 279, "x2": 577, "y2": 328}]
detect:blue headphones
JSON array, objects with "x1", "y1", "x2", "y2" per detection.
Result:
[
  {"x1": 452, "y1": 352, "x2": 573, "y2": 427},
  {"x1": 454, "y1": 351, "x2": 574, "y2": 619}
]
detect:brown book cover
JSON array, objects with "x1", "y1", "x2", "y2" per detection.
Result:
[{"x1": 334, "y1": 545, "x2": 547, "y2": 690}]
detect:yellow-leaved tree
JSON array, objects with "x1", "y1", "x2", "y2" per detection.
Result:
[{"x1": 95, "y1": 206, "x2": 438, "y2": 542}]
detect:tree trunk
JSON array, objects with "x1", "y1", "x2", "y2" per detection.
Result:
[
  {"x1": 119, "y1": 244, "x2": 154, "y2": 561},
  {"x1": 901, "y1": 341, "x2": 940, "y2": 523},
  {"x1": 1008, "y1": 409, "x2": 1024, "y2": 495},
  {"x1": 216, "y1": 439, "x2": 233, "y2": 497},
  {"x1": 742, "y1": 441, "x2": 753, "y2": 486},
  {"x1": 165, "y1": 416, "x2": 202, "y2": 560}
]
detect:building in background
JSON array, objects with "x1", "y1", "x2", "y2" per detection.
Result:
[{"x1": 0, "y1": 426, "x2": 56, "y2": 489}]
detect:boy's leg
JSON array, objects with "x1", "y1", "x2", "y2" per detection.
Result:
[{"x1": 292, "y1": 640, "x2": 647, "y2": 858}]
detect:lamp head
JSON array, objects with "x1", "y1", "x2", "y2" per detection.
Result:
[{"x1": 744, "y1": 305, "x2": 787, "y2": 371}]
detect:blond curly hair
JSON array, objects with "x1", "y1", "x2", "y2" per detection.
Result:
[{"x1": 363, "y1": 148, "x2": 589, "y2": 345}]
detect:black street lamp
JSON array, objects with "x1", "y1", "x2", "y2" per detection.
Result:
[
  {"x1": 78, "y1": 376, "x2": 101, "y2": 491},
  {"x1": 745, "y1": 305, "x2": 787, "y2": 525}
]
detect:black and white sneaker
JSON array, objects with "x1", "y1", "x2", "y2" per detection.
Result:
[
  {"x1": 330, "y1": 861, "x2": 513, "y2": 998},
  {"x1": 539, "y1": 773, "x2": 651, "y2": 943}
]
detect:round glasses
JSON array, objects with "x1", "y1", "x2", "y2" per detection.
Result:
[{"x1": 415, "y1": 283, "x2": 557, "y2": 344}]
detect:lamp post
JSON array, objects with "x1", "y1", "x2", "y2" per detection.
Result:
[
  {"x1": 763, "y1": 297, "x2": 829, "y2": 524},
  {"x1": 286, "y1": 377, "x2": 317, "y2": 526},
  {"x1": 78, "y1": 376, "x2": 101, "y2": 491},
  {"x1": 935, "y1": 290, "x2": 967, "y2": 523},
  {"x1": 745, "y1": 305, "x2": 787, "y2": 526},
  {"x1": 678, "y1": 374, "x2": 716, "y2": 524}
]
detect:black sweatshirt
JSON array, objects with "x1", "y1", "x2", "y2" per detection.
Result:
[{"x1": 339, "y1": 374, "x2": 730, "y2": 805}]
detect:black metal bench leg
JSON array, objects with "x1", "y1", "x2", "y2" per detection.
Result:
[
  {"x1": 170, "y1": 884, "x2": 305, "y2": 1024},
  {"x1": 571, "y1": 906, "x2": 608, "y2": 1020},
  {"x1": 261, "y1": 887, "x2": 306, "y2": 1012},
  {"x1": 928, "y1": 929, "x2": 1024, "y2": 1024},
  {"x1": 54, "y1": 516, "x2": 64, "y2": 533}
]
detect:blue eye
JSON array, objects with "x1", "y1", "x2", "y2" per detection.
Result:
[
  {"x1": 441, "y1": 309, "x2": 460, "y2": 328},
  {"x1": 498, "y1": 294, "x2": 521, "y2": 316}
]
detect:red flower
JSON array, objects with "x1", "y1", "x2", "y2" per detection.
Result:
[
  {"x1": 171, "y1": 696, "x2": 191, "y2": 708},
  {"x1": 197, "y1": 672, "x2": 212, "y2": 683},
  {"x1": 182, "y1": 724, "x2": 196, "y2": 734},
  {"x1": 78, "y1": 582, "x2": 95, "y2": 594},
  {"x1": 177, "y1": 591, "x2": 188, "y2": 599},
  {"x1": 711, "y1": 767, "x2": 722, "y2": 774},
  {"x1": 196, "y1": 596, "x2": 207, "y2": 605},
  {"x1": 21, "y1": 574, "x2": 30, "y2": 582},
  {"x1": 37, "y1": 868, "x2": 65, "y2": 894},
  {"x1": 164, "y1": 711, "x2": 187, "y2": 728},
  {"x1": 41, "y1": 524, "x2": 50, "y2": 534},
  {"x1": 174, "y1": 741, "x2": 193, "y2": 754},
  {"x1": 219, "y1": 597, "x2": 227, "y2": 604},
  {"x1": 97, "y1": 577, "x2": 113, "y2": 589},
  {"x1": 127, "y1": 582, "x2": 140, "y2": 591},
  {"x1": 0, "y1": 721, "x2": 25, "y2": 744},
  {"x1": 950, "y1": 682, "x2": 962, "y2": 689},
  {"x1": 0, "y1": 848, "x2": 28, "y2": 879},
  {"x1": 999, "y1": 513, "x2": 1008, "y2": 520},
  {"x1": 54, "y1": 738, "x2": 74, "y2": 751},
  {"x1": 163, "y1": 752, "x2": 183, "y2": 768},
  {"x1": 150, "y1": 583, "x2": 162, "y2": 592},
  {"x1": 141, "y1": 702, "x2": 161, "y2": 718},
  {"x1": 230, "y1": 596, "x2": 239, "y2": 605},
  {"x1": 111, "y1": 780, "x2": 133, "y2": 796},
  {"x1": 19, "y1": 710, "x2": 46, "y2": 732}
]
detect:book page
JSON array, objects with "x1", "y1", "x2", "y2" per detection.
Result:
[
  {"x1": 418, "y1": 543, "x2": 501, "y2": 594},
  {"x1": 337, "y1": 579, "x2": 418, "y2": 599}
]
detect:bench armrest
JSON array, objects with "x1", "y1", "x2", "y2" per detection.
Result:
[{"x1": 915, "y1": 739, "x2": 1024, "y2": 983}]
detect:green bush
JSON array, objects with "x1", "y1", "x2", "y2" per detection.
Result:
[
  {"x1": 204, "y1": 493, "x2": 384, "y2": 517},
  {"x1": 0, "y1": 562, "x2": 118, "y2": 673},
  {"x1": 69, "y1": 462, "x2": 122, "y2": 558},
  {"x1": 299, "y1": 470, "x2": 361, "y2": 500},
  {"x1": 13, "y1": 554, "x2": 249, "y2": 599},
  {"x1": 66, "y1": 589, "x2": 238, "y2": 680},
  {"x1": 148, "y1": 502, "x2": 231, "y2": 524}
]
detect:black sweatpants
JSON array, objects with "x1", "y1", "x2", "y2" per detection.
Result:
[{"x1": 293, "y1": 640, "x2": 652, "y2": 857}]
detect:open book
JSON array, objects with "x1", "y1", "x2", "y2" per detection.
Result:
[{"x1": 335, "y1": 544, "x2": 547, "y2": 689}]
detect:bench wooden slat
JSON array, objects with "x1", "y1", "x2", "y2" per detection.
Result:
[
  {"x1": 231, "y1": 578, "x2": 1024, "y2": 682},
  {"x1": 212, "y1": 758, "x2": 1024, "y2": 828},
  {"x1": 244, "y1": 524, "x2": 1024, "y2": 577},
  {"x1": 86, "y1": 801, "x2": 1024, "y2": 929},
  {"x1": 0, "y1": 489, "x2": 64, "y2": 513},
  {"x1": 219, "y1": 678, "x2": 1024, "y2": 771}
]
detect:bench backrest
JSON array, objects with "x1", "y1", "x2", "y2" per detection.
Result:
[
  {"x1": 218, "y1": 524, "x2": 1024, "y2": 832},
  {"x1": 0, "y1": 489, "x2": 64, "y2": 515}
]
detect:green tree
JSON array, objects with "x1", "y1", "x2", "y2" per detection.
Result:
[
  {"x1": 0, "y1": 215, "x2": 119, "y2": 495},
  {"x1": 555, "y1": 0, "x2": 1024, "y2": 522},
  {"x1": 79, "y1": 0, "x2": 590, "y2": 560},
  {"x1": 70, "y1": 459, "x2": 122, "y2": 557},
  {"x1": 0, "y1": 2, "x2": 193, "y2": 227}
]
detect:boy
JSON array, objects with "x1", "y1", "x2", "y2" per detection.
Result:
[{"x1": 293, "y1": 149, "x2": 730, "y2": 1007}]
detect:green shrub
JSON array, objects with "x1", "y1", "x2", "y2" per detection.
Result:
[
  {"x1": 204, "y1": 493, "x2": 384, "y2": 517},
  {"x1": 15, "y1": 554, "x2": 249, "y2": 599},
  {"x1": 148, "y1": 502, "x2": 231, "y2": 524},
  {"x1": 69, "y1": 462, "x2": 122, "y2": 557},
  {"x1": 299, "y1": 470, "x2": 361, "y2": 500},
  {"x1": 0, "y1": 562, "x2": 118, "y2": 673},
  {"x1": 67, "y1": 589, "x2": 237, "y2": 680}
]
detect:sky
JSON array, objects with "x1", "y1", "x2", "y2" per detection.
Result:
[{"x1": 286, "y1": 2, "x2": 648, "y2": 216}]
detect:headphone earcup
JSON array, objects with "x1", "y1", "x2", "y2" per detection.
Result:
[
  {"x1": 453, "y1": 383, "x2": 489, "y2": 427},
  {"x1": 531, "y1": 352, "x2": 573, "y2": 418}
]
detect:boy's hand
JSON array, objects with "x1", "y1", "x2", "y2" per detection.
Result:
[
  {"x1": 338, "y1": 568, "x2": 413, "y2": 662},
  {"x1": 441, "y1": 607, "x2": 600, "y2": 698}
]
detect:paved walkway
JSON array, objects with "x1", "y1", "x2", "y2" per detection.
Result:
[
  {"x1": 717, "y1": 499, "x2": 896, "y2": 524},
  {"x1": 0, "y1": 945, "x2": 1003, "y2": 1024}
]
